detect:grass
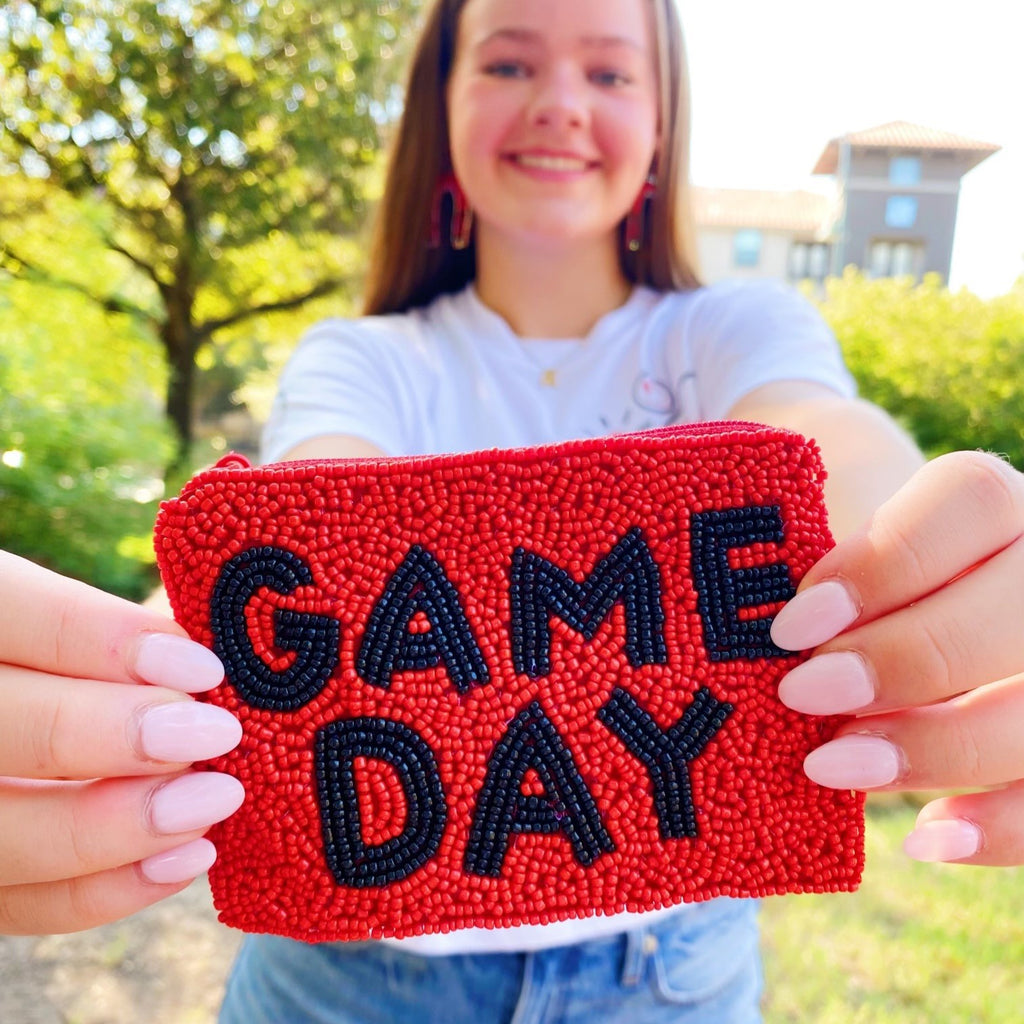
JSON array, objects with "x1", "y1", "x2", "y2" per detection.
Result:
[{"x1": 760, "y1": 796, "x2": 1024, "y2": 1023}]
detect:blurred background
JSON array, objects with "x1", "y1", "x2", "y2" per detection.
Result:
[{"x1": 1, "y1": 1, "x2": 1022, "y2": 1020}]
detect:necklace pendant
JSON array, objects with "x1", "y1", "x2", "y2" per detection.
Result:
[{"x1": 540, "y1": 369, "x2": 557, "y2": 387}]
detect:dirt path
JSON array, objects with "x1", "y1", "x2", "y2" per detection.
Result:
[{"x1": 0, "y1": 882, "x2": 242, "y2": 1024}]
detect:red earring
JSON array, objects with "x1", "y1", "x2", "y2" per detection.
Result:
[
  {"x1": 625, "y1": 174, "x2": 657, "y2": 253},
  {"x1": 429, "y1": 172, "x2": 474, "y2": 250}
]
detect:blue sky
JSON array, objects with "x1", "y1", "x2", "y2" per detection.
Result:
[{"x1": 682, "y1": 1, "x2": 1024, "y2": 296}]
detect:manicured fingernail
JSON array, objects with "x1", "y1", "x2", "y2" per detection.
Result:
[
  {"x1": 903, "y1": 819, "x2": 982, "y2": 863},
  {"x1": 137, "y1": 702, "x2": 242, "y2": 763},
  {"x1": 135, "y1": 634, "x2": 225, "y2": 692},
  {"x1": 770, "y1": 580, "x2": 860, "y2": 651},
  {"x1": 779, "y1": 651, "x2": 876, "y2": 715},
  {"x1": 148, "y1": 772, "x2": 245, "y2": 834},
  {"x1": 140, "y1": 838, "x2": 217, "y2": 884},
  {"x1": 804, "y1": 734, "x2": 902, "y2": 789}
]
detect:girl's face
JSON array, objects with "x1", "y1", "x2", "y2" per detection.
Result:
[{"x1": 447, "y1": 0, "x2": 659, "y2": 255}]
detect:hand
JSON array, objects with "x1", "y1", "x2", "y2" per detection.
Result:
[
  {"x1": 770, "y1": 450, "x2": 1024, "y2": 866},
  {"x1": 0, "y1": 552, "x2": 243, "y2": 934}
]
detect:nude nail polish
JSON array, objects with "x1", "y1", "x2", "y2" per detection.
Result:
[
  {"x1": 803, "y1": 734, "x2": 902, "y2": 789},
  {"x1": 778, "y1": 651, "x2": 876, "y2": 715},
  {"x1": 140, "y1": 838, "x2": 217, "y2": 884},
  {"x1": 770, "y1": 579, "x2": 861, "y2": 651},
  {"x1": 903, "y1": 820, "x2": 982, "y2": 863},
  {"x1": 137, "y1": 701, "x2": 242, "y2": 763},
  {"x1": 135, "y1": 634, "x2": 225, "y2": 692},
  {"x1": 148, "y1": 772, "x2": 245, "y2": 834}
]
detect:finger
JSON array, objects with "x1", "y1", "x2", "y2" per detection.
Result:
[
  {"x1": 0, "y1": 551, "x2": 223, "y2": 691},
  {"x1": 778, "y1": 534, "x2": 1024, "y2": 715},
  {"x1": 771, "y1": 451, "x2": 1024, "y2": 650},
  {"x1": 0, "y1": 670, "x2": 241, "y2": 779},
  {"x1": 904, "y1": 783, "x2": 1024, "y2": 866},
  {"x1": 802, "y1": 675, "x2": 1024, "y2": 792},
  {"x1": 0, "y1": 840, "x2": 216, "y2": 935},
  {"x1": 0, "y1": 772, "x2": 244, "y2": 886}
]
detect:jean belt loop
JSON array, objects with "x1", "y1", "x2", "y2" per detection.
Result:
[{"x1": 620, "y1": 925, "x2": 650, "y2": 988}]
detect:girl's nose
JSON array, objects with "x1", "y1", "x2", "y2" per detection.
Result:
[{"x1": 527, "y1": 65, "x2": 590, "y2": 131}]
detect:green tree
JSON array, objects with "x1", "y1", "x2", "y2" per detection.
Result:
[{"x1": 0, "y1": 0, "x2": 417, "y2": 463}]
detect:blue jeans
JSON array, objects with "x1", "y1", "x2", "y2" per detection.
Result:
[{"x1": 219, "y1": 899, "x2": 762, "y2": 1023}]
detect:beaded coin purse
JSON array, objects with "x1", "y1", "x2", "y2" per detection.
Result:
[{"x1": 155, "y1": 422, "x2": 864, "y2": 941}]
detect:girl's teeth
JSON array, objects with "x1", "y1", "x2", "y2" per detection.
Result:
[{"x1": 516, "y1": 155, "x2": 587, "y2": 171}]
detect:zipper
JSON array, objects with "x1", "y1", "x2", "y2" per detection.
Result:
[{"x1": 202, "y1": 421, "x2": 805, "y2": 479}]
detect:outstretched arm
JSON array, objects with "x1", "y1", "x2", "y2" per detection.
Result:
[{"x1": 729, "y1": 381, "x2": 924, "y2": 540}]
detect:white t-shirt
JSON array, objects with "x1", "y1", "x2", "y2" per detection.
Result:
[
  {"x1": 262, "y1": 278, "x2": 854, "y2": 463},
  {"x1": 260, "y1": 278, "x2": 855, "y2": 955}
]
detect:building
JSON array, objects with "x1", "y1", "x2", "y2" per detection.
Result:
[
  {"x1": 693, "y1": 187, "x2": 834, "y2": 286},
  {"x1": 693, "y1": 120, "x2": 1000, "y2": 287}
]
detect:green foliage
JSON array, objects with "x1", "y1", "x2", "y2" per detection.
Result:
[
  {"x1": 816, "y1": 270, "x2": 1024, "y2": 468},
  {"x1": 0, "y1": 234, "x2": 173, "y2": 599},
  {"x1": 0, "y1": 0, "x2": 410, "y2": 261}
]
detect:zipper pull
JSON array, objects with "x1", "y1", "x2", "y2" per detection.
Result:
[{"x1": 212, "y1": 452, "x2": 252, "y2": 470}]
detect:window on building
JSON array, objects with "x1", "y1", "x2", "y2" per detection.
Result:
[
  {"x1": 868, "y1": 240, "x2": 924, "y2": 278},
  {"x1": 789, "y1": 244, "x2": 808, "y2": 279},
  {"x1": 889, "y1": 156, "x2": 922, "y2": 186},
  {"x1": 733, "y1": 229, "x2": 762, "y2": 268},
  {"x1": 788, "y1": 242, "x2": 831, "y2": 281},
  {"x1": 885, "y1": 195, "x2": 918, "y2": 229},
  {"x1": 869, "y1": 241, "x2": 891, "y2": 278},
  {"x1": 807, "y1": 243, "x2": 829, "y2": 280},
  {"x1": 891, "y1": 241, "x2": 918, "y2": 277}
]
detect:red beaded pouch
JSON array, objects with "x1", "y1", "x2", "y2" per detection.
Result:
[{"x1": 155, "y1": 422, "x2": 864, "y2": 942}]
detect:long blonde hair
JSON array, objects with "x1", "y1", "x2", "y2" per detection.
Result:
[{"x1": 362, "y1": 0, "x2": 702, "y2": 315}]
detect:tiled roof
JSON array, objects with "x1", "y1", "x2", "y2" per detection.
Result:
[
  {"x1": 813, "y1": 120, "x2": 1000, "y2": 174},
  {"x1": 692, "y1": 187, "x2": 834, "y2": 234}
]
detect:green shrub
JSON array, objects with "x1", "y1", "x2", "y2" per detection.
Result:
[{"x1": 817, "y1": 270, "x2": 1024, "y2": 468}]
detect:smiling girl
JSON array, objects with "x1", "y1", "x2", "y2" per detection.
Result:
[{"x1": 4, "y1": 0, "x2": 1024, "y2": 1021}]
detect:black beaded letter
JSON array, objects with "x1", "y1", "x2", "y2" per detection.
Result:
[
  {"x1": 510, "y1": 526, "x2": 667, "y2": 678},
  {"x1": 315, "y1": 717, "x2": 447, "y2": 888},
  {"x1": 690, "y1": 505, "x2": 795, "y2": 660},
  {"x1": 598, "y1": 687, "x2": 733, "y2": 839},
  {"x1": 210, "y1": 545, "x2": 339, "y2": 711},
  {"x1": 356, "y1": 546, "x2": 489, "y2": 693},
  {"x1": 464, "y1": 701, "x2": 615, "y2": 877}
]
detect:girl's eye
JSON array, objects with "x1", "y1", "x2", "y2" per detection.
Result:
[
  {"x1": 590, "y1": 69, "x2": 631, "y2": 87},
  {"x1": 484, "y1": 61, "x2": 530, "y2": 79}
]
